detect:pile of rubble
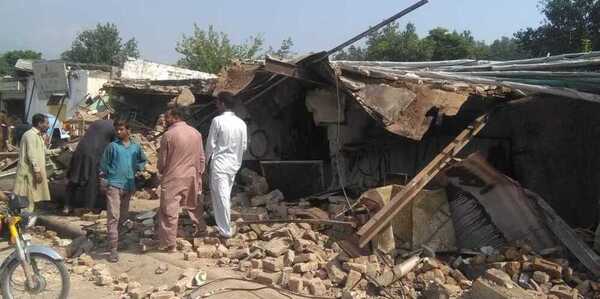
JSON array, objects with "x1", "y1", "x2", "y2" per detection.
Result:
[{"x1": 29, "y1": 168, "x2": 600, "y2": 298}]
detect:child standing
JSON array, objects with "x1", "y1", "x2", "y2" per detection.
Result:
[{"x1": 99, "y1": 120, "x2": 147, "y2": 262}]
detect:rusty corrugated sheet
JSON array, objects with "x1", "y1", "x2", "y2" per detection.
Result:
[{"x1": 444, "y1": 152, "x2": 556, "y2": 251}]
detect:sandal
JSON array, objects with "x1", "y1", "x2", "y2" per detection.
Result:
[{"x1": 108, "y1": 249, "x2": 119, "y2": 263}]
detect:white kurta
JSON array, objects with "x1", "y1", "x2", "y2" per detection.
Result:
[{"x1": 206, "y1": 111, "x2": 247, "y2": 237}]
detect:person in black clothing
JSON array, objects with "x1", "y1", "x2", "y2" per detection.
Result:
[{"x1": 64, "y1": 119, "x2": 115, "y2": 214}]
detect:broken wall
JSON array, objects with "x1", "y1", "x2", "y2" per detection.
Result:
[
  {"x1": 489, "y1": 96, "x2": 600, "y2": 228},
  {"x1": 25, "y1": 70, "x2": 111, "y2": 122}
]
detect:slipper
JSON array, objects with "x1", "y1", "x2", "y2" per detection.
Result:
[{"x1": 108, "y1": 249, "x2": 119, "y2": 263}]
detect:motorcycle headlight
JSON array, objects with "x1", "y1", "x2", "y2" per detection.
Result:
[{"x1": 19, "y1": 212, "x2": 37, "y2": 230}]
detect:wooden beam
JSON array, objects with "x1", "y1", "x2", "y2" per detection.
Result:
[{"x1": 356, "y1": 114, "x2": 490, "y2": 248}]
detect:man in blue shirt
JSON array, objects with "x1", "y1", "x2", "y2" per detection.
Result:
[{"x1": 99, "y1": 119, "x2": 147, "y2": 262}]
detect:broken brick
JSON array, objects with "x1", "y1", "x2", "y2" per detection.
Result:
[
  {"x1": 254, "y1": 271, "x2": 282, "y2": 285},
  {"x1": 532, "y1": 271, "x2": 551, "y2": 284},
  {"x1": 284, "y1": 250, "x2": 295, "y2": 267},
  {"x1": 343, "y1": 262, "x2": 367, "y2": 274},
  {"x1": 196, "y1": 245, "x2": 217, "y2": 258},
  {"x1": 264, "y1": 239, "x2": 289, "y2": 257},
  {"x1": 288, "y1": 277, "x2": 303, "y2": 293},
  {"x1": 293, "y1": 262, "x2": 319, "y2": 273},
  {"x1": 263, "y1": 257, "x2": 284, "y2": 272},
  {"x1": 344, "y1": 270, "x2": 362, "y2": 290},
  {"x1": 294, "y1": 253, "x2": 318, "y2": 264},
  {"x1": 483, "y1": 268, "x2": 514, "y2": 289},
  {"x1": 306, "y1": 279, "x2": 326, "y2": 296},
  {"x1": 532, "y1": 257, "x2": 562, "y2": 279}
]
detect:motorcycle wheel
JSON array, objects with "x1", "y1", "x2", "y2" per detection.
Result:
[{"x1": 0, "y1": 253, "x2": 70, "y2": 299}]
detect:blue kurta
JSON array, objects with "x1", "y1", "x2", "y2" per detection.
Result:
[{"x1": 99, "y1": 140, "x2": 147, "y2": 192}]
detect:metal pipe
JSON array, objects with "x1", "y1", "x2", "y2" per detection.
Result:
[
  {"x1": 325, "y1": 0, "x2": 429, "y2": 57},
  {"x1": 24, "y1": 80, "x2": 36, "y2": 123}
]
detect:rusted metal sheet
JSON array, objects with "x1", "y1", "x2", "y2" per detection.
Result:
[
  {"x1": 444, "y1": 152, "x2": 556, "y2": 251},
  {"x1": 213, "y1": 62, "x2": 262, "y2": 96},
  {"x1": 352, "y1": 82, "x2": 470, "y2": 140},
  {"x1": 357, "y1": 114, "x2": 489, "y2": 247}
]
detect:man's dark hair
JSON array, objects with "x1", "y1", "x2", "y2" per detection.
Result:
[
  {"x1": 217, "y1": 91, "x2": 237, "y2": 109},
  {"x1": 114, "y1": 119, "x2": 129, "y2": 129},
  {"x1": 31, "y1": 114, "x2": 48, "y2": 127},
  {"x1": 166, "y1": 106, "x2": 187, "y2": 120}
]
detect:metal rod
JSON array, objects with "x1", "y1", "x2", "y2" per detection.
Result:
[
  {"x1": 24, "y1": 80, "x2": 36, "y2": 123},
  {"x1": 326, "y1": 0, "x2": 429, "y2": 56}
]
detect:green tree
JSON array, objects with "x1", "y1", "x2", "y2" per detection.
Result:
[
  {"x1": 366, "y1": 23, "x2": 433, "y2": 61},
  {"x1": 0, "y1": 50, "x2": 42, "y2": 76},
  {"x1": 61, "y1": 22, "x2": 140, "y2": 66},
  {"x1": 424, "y1": 28, "x2": 479, "y2": 60},
  {"x1": 268, "y1": 37, "x2": 295, "y2": 59},
  {"x1": 333, "y1": 45, "x2": 367, "y2": 61},
  {"x1": 487, "y1": 37, "x2": 528, "y2": 60},
  {"x1": 515, "y1": 0, "x2": 600, "y2": 56},
  {"x1": 176, "y1": 24, "x2": 264, "y2": 73}
]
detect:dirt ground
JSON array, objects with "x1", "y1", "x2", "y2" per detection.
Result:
[{"x1": 2, "y1": 198, "x2": 304, "y2": 299}]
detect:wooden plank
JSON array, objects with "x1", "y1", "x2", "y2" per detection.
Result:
[
  {"x1": 357, "y1": 114, "x2": 489, "y2": 248},
  {"x1": 530, "y1": 191, "x2": 600, "y2": 277}
]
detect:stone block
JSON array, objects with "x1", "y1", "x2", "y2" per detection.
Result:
[
  {"x1": 284, "y1": 250, "x2": 295, "y2": 267},
  {"x1": 196, "y1": 245, "x2": 217, "y2": 258},
  {"x1": 532, "y1": 257, "x2": 562, "y2": 279},
  {"x1": 230, "y1": 248, "x2": 250, "y2": 260},
  {"x1": 288, "y1": 277, "x2": 303, "y2": 293},
  {"x1": 264, "y1": 239, "x2": 289, "y2": 257},
  {"x1": 343, "y1": 262, "x2": 367, "y2": 274},
  {"x1": 306, "y1": 279, "x2": 326, "y2": 296},
  {"x1": 294, "y1": 253, "x2": 318, "y2": 264},
  {"x1": 254, "y1": 271, "x2": 282, "y2": 285},
  {"x1": 549, "y1": 285, "x2": 578, "y2": 299},
  {"x1": 263, "y1": 257, "x2": 284, "y2": 272},
  {"x1": 470, "y1": 278, "x2": 535, "y2": 299},
  {"x1": 344, "y1": 270, "x2": 362, "y2": 290},
  {"x1": 294, "y1": 262, "x2": 319, "y2": 273},
  {"x1": 533, "y1": 271, "x2": 551, "y2": 284},
  {"x1": 483, "y1": 268, "x2": 514, "y2": 289},
  {"x1": 326, "y1": 260, "x2": 347, "y2": 285}
]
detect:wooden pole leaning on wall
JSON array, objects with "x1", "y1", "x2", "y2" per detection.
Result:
[{"x1": 356, "y1": 113, "x2": 490, "y2": 248}]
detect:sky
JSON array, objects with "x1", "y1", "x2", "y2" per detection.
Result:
[{"x1": 0, "y1": 0, "x2": 545, "y2": 64}]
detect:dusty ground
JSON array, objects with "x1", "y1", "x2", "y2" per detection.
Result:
[{"x1": 4, "y1": 198, "x2": 303, "y2": 299}]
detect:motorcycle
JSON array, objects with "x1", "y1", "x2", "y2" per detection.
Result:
[{"x1": 0, "y1": 193, "x2": 70, "y2": 298}]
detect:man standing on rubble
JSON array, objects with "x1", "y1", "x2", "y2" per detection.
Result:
[
  {"x1": 99, "y1": 120, "x2": 147, "y2": 262},
  {"x1": 157, "y1": 107, "x2": 205, "y2": 252},
  {"x1": 206, "y1": 92, "x2": 247, "y2": 239},
  {"x1": 13, "y1": 113, "x2": 64, "y2": 212}
]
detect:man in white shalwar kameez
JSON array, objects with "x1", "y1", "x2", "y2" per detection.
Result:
[{"x1": 206, "y1": 92, "x2": 247, "y2": 238}]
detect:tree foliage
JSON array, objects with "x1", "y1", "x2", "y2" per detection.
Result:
[
  {"x1": 333, "y1": 23, "x2": 525, "y2": 62},
  {"x1": 0, "y1": 50, "x2": 42, "y2": 76},
  {"x1": 515, "y1": 0, "x2": 600, "y2": 56},
  {"x1": 176, "y1": 24, "x2": 264, "y2": 73},
  {"x1": 268, "y1": 37, "x2": 296, "y2": 59},
  {"x1": 61, "y1": 23, "x2": 140, "y2": 66}
]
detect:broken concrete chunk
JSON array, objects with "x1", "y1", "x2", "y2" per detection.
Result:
[
  {"x1": 344, "y1": 270, "x2": 362, "y2": 290},
  {"x1": 483, "y1": 268, "x2": 515, "y2": 289},
  {"x1": 263, "y1": 257, "x2": 284, "y2": 272},
  {"x1": 287, "y1": 277, "x2": 303, "y2": 293},
  {"x1": 264, "y1": 238, "x2": 289, "y2": 257},
  {"x1": 470, "y1": 278, "x2": 536, "y2": 299}
]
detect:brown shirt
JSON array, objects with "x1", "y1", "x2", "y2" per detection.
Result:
[{"x1": 158, "y1": 121, "x2": 205, "y2": 208}]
